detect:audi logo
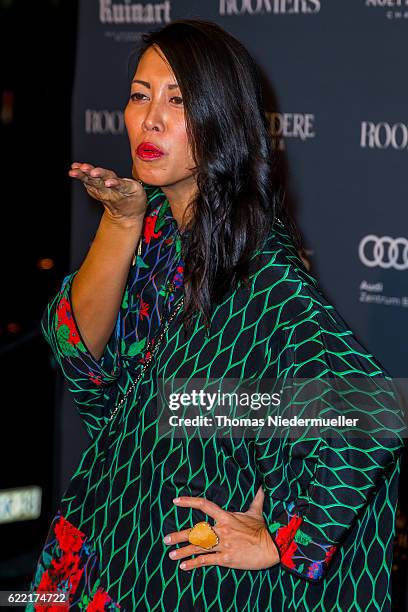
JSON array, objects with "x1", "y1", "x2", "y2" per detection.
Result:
[{"x1": 358, "y1": 235, "x2": 408, "y2": 270}]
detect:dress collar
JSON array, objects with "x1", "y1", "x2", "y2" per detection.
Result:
[
  {"x1": 153, "y1": 196, "x2": 173, "y2": 233},
  {"x1": 151, "y1": 189, "x2": 190, "y2": 240}
]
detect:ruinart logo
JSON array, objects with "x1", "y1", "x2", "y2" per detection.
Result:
[
  {"x1": 265, "y1": 112, "x2": 315, "y2": 149},
  {"x1": 85, "y1": 109, "x2": 125, "y2": 135},
  {"x1": 220, "y1": 0, "x2": 320, "y2": 15},
  {"x1": 358, "y1": 235, "x2": 408, "y2": 270},
  {"x1": 99, "y1": 0, "x2": 171, "y2": 24},
  {"x1": 360, "y1": 122, "x2": 408, "y2": 150}
]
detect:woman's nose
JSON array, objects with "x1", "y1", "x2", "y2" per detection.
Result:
[{"x1": 142, "y1": 101, "x2": 165, "y2": 132}]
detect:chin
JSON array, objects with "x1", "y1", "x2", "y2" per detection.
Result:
[
  {"x1": 140, "y1": 176, "x2": 167, "y2": 187},
  {"x1": 133, "y1": 163, "x2": 169, "y2": 185}
]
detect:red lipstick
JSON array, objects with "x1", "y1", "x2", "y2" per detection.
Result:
[{"x1": 136, "y1": 141, "x2": 165, "y2": 160}]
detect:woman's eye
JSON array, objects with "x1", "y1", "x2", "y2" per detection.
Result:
[
  {"x1": 130, "y1": 92, "x2": 146, "y2": 101},
  {"x1": 129, "y1": 92, "x2": 183, "y2": 105}
]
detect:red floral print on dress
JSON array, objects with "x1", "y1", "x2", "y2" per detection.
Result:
[
  {"x1": 306, "y1": 544, "x2": 337, "y2": 580},
  {"x1": 88, "y1": 372, "x2": 103, "y2": 386},
  {"x1": 55, "y1": 515, "x2": 86, "y2": 553},
  {"x1": 274, "y1": 514, "x2": 303, "y2": 556},
  {"x1": 36, "y1": 569, "x2": 54, "y2": 592},
  {"x1": 33, "y1": 513, "x2": 121, "y2": 611},
  {"x1": 173, "y1": 264, "x2": 184, "y2": 289},
  {"x1": 143, "y1": 215, "x2": 162, "y2": 244},
  {"x1": 324, "y1": 544, "x2": 337, "y2": 565},
  {"x1": 87, "y1": 587, "x2": 121, "y2": 611},
  {"x1": 35, "y1": 516, "x2": 87, "y2": 609},
  {"x1": 35, "y1": 600, "x2": 69, "y2": 612},
  {"x1": 307, "y1": 561, "x2": 322, "y2": 580},
  {"x1": 139, "y1": 298, "x2": 150, "y2": 320},
  {"x1": 56, "y1": 298, "x2": 81, "y2": 347},
  {"x1": 139, "y1": 350, "x2": 152, "y2": 365},
  {"x1": 51, "y1": 550, "x2": 81, "y2": 576},
  {"x1": 280, "y1": 539, "x2": 298, "y2": 570},
  {"x1": 36, "y1": 566, "x2": 72, "y2": 611},
  {"x1": 36, "y1": 569, "x2": 69, "y2": 612}
]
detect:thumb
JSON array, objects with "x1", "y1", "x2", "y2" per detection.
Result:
[
  {"x1": 247, "y1": 484, "x2": 265, "y2": 515},
  {"x1": 116, "y1": 178, "x2": 143, "y2": 197}
]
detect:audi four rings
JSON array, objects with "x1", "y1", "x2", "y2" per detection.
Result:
[{"x1": 358, "y1": 235, "x2": 408, "y2": 270}]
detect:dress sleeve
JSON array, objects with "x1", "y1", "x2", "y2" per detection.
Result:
[
  {"x1": 256, "y1": 307, "x2": 405, "y2": 583},
  {"x1": 41, "y1": 270, "x2": 124, "y2": 439}
]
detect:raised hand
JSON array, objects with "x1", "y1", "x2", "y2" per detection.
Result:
[{"x1": 69, "y1": 162, "x2": 148, "y2": 225}]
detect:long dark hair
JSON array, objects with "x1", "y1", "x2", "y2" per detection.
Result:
[{"x1": 130, "y1": 19, "x2": 301, "y2": 335}]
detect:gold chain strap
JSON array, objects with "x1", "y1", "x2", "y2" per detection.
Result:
[
  {"x1": 131, "y1": 236, "x2": 143, "y2": 267},
  {"x1": 108, "y1": 297, "x2": 184, "y2": 422}
]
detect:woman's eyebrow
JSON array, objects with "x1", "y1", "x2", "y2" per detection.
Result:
[{"x1": 132, "y1": 79, "x2": 179, "y2": 90}]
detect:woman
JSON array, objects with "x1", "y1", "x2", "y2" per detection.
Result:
[{"x1": 29, "y1": 19, "x2": 404, "y2": 612}]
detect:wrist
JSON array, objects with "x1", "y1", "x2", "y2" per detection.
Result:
[
  {"x1": 263, "y1": 527, "x2": 281, "y2": 567},
  {"x1": 101, "y1": 209, "x2": 145, "y2": 231}
]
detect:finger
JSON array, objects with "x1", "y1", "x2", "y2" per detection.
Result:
[
  {"x1": 68, "y1": 168, "x2": 89, "y2": 181},
  {"x1": 83, "y1": 184, "x2": 103, "y2": 196},
  {"x1": 78, "y1": 163, "x2": 95, "y2": 172},
  {"x1": 247, "y1": 485, "x2": 265, "y2": 514},
  {"x1": 68, "y1": 167, "x2": 99, "y2": 183},
  {"x1": 115, "y1": 178, "x2": 141, "y2": 197},
  {"x1": 173, "y1": 496, "x2": 227, "y2": 522},
  {"x1": 104, "y1": 178, "x2": 120, "y2": 187},
  {"x1": 83, "y1": 175, "x2": 104, "y2": 187},
  {"x1": 164, "y1": 525, "x2": 222, "y2": 547},
  {"x1": 163, "y1": 528, "x2": 193, "y2": 545},
  {"x1": 89, "y1": 166, "x2": 118, "y2": 180},
  {"x1": 168, "y1": 543, "x2": 220, "y2": 561},
  {"x1": 179, "y1": 552, "x2": 227, "y2": 571}
]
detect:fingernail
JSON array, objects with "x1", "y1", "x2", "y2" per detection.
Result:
[
  {"x1": 163, "y1": 535, "x2": 171, "y2": 544},
  {"x1": 180, "y1": 562, "x2": 186, "y2": 569},
  {"x1": 173, "y1": 498, "x2": 180, "y2": 503},
  {"x1": 169, "y1": 551, "x2": 177, "y2": 559}
]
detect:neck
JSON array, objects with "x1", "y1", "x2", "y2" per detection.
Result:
[{"x1": 160, "y1": 175, "x2": 197, "y2": 231}]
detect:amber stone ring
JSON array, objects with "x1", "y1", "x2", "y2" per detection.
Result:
[{"x1": 188, "y1": 521, "x2": 219, "y2": 550}]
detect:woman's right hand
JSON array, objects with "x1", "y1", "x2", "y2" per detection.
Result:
[{"x1": 69, "y1": 162, "x2": 148, "y2": 224}]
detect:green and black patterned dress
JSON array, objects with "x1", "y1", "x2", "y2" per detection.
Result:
[{"x1": 29, "y1": 186, "x2": 404, "y2": 611}]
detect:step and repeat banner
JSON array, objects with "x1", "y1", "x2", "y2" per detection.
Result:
[{"x1": 62, "y1": 0, "x2": 407, "y2": 599}]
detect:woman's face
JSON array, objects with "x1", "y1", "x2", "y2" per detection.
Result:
[{"x1": 125, "y1": 45, "x2": 196, "y2": 188}]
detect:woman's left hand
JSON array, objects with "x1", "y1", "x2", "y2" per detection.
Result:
[{"x1": 163, "y1": 485, "x2": 280, "y2": 571}]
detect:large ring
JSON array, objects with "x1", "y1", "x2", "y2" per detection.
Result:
[{"x1": 188, "y1": 521, "x2": 219, "y2": 550}]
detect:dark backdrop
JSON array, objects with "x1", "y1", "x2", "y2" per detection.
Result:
[{"x1": 68, "y1": 1, "x2": 408, "y2": 607}]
